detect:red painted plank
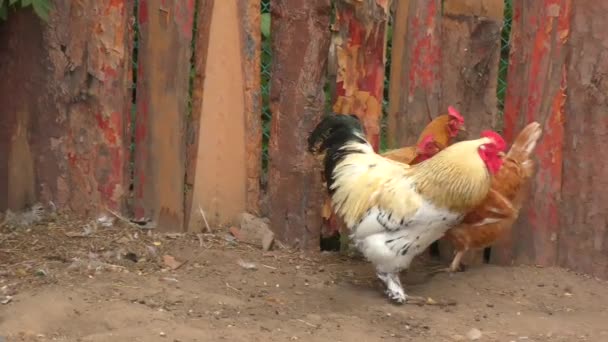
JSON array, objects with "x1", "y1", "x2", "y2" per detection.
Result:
[
  {"x1": 496, "y1": 0, "x2": 570, "y2": 266},
  {"x1": 0, "y1": 2, "x2": 132, "y2": 214},
  {"x1": 134, "y1": 0, "x2": 195, "y2": 230},
  {"x1": 387, "y1": 0, "x2": 442, "y2": 148}
]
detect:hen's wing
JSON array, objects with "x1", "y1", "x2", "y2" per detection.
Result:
[
  {"x1": 461, "y1": 188, "x2": 516, "y2": 226},
  {"x1": 381, "y1": 146, "x2": 417, "y2": 164}
]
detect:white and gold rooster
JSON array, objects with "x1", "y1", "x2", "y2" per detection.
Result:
[{"x1": 308, "y1": 112, "x2": 507, "y2": 304}]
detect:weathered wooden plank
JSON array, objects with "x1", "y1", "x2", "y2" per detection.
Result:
[
  {"x1": 134, "y1": 0, "x2": 194, "y2": 230},
  {"x1": 238, "y1": 0, "x2": 263, "y2": 216},
  {"x1": 0, "y1": 1, "x2": 132, "y2": 214},
  {"x1": 386, "y1": 0, "x2": 442, "y2": 148},
  {"x1": 187, "y1": 0, "x2": 252, "y2": 230},
  {"x1": 0, "y1": 11, "x2": 39, "y2": 212},
  {"x1": 493, "y1": 0, "x2": 570, "y2": 266},
  {"x1": 185, "y1": 0, "x2": 215, "y2": 230},
  {"x1": 438, "y1": 0, "x2": 504, "y2": 265},
  {"x1": 559, "y1": 1, "x2": 608, "y2": 279},
  {"x1": 268, "y1": 0, "x2": 331, "y2": 249}
]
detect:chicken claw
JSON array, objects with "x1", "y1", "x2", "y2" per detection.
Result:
[{"x1": 377, "y1": 271, "x2": 406, "y2": 304}]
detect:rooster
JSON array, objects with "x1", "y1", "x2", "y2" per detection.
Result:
[
  {"x1": 441, "y1": 122, "x2": 543, "y2": 272},
  {"x1": 308, "y1": 113, "x2": 506, "y2": 304},
  {"x1": 322, "y1": 108, "x2": 466, "y2": 237},
  {"x1": 321, "y1": 135, "x2": 442, "y2": 229}
]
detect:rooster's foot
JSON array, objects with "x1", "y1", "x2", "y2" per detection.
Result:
[{"x1": 377, "y1": 271, "x2": 406, "y2": 304}]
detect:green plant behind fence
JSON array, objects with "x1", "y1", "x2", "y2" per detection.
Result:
[
  {"x1": 260, "y1": 0, "x2": 272, "y2": 186},
  {"x1": 0, "y1": 0, "x2": 51, "y2": 22}
]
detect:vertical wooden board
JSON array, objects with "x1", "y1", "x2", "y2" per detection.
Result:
[
  {"x1": 0, "y1": 1, "x2": 133, "y2": 214},
  {"x1": 439, "y1": 0, "x2": 504, "y2": 264},
  {"x1": 559, "y1": 1, "x2": 608, "y2": 279},
  {"x1": 333, "y1": 0, "x2": 390, "y2": 150},
  {"x1": 386, "y1": 0, "x2": 442, "y2": 148},
  {"x1": 440, "y1": 0, "x2": 503, "y2": 134},
  {"x1": 0, "y1": 11, "x2": 41, "y2": 212},
  {"x1": 493, "y1": 0, "x2": 570, "y2": 266},
  {"x1": 238, "y1": 0, "x2": 263, "y2": 216},
  {"x1": 268, "y1": 0, "x2": 331, "y2": 249},
  {"x1": 385, "y1": 0, "x2": 407, "y2": 149},
  {"x1": 185, "y1": 0, "x2": 215, "y2": 230},
  {"x1": 134, "y1": 0, "x2": 194, "y2": 230},
  {"x1": 187, "y1": 0, "x2": 249, "y2": 230}
]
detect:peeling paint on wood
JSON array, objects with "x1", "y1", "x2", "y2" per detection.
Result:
[
  {"x1": 134, "y1": 0, "x2": 194, "y2": 231},
  {"x1": 0, "y1": 1, "x2": 132, "y2": 214},
  {"x1": 387, "y1": 0, "x2": 442, "y2": 148},
  {"x1": 332, "y1": 0, "x2": 389, "y2": 151},
  {"x1": 494, "y1": 0, "x2": 570, "y2": 266},
  {"x1": 238, "y1": 0, "x2": 263, "y2": 216}
]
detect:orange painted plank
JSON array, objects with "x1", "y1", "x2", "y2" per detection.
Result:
[
  {"x1": 185, "y1": 0, "x2": 215, "y2": 230},
  {"x1": 187, "y1": 0, "x2": 251, "y2": 230},
  {"x1": 134, "y1": 0, "x2": 195, "y2": 231}
]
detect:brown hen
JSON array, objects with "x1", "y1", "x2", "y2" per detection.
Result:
[{"x1": 442, "y1": 122, "x2": 543, "y2": 272}]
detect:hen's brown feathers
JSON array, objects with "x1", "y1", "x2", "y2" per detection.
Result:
[{"x1": 444, "y1": 122, "x2": 542, "y2": 255}]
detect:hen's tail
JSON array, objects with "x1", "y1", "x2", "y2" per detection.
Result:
[
  {"x1": 308, "y1": 113, "x2": 373, "y2": 191},
  {"x1": 506, "y1": 121, "x2": 543, "y2": 176}
]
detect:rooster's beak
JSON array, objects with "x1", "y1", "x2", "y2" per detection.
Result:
[
  {"x1": 458, "y1": 125, "x2": 467, "y2": 132},
  {"x1": 498, "y1": 151, "x2": 506, "y2": 158}
]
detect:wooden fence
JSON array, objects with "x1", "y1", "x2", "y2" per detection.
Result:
[{"x1": 0, "y1": 0, "x2": 606, "y2": 279}]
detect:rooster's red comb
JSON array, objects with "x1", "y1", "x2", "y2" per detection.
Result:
[{"x1": 480, "y1": 130, "x2": 506, "y2": 151}]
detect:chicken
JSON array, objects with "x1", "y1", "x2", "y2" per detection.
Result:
[
  {"x1": 321, "y1": 135, "x2": 442, "y2": 229},
  {"x1": 322, "y1": 108, "x2": 466, "y2": 236},
  {"x1": 381, "y1": 133, "x2": 441, "y2": 165},
  {"x1": 308, "y1": 113, "x2": 506, "y2": 304},
  {"x1": 382, "y1": 106, "x2": 466, "y2": 163},
  {"x1": 441, "y1": 122, "x2": 543, "y2": 272}
]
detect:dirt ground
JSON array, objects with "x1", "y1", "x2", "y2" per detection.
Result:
[{"x1": 1, "y1": 212, "x2": 607, "y2": 342}]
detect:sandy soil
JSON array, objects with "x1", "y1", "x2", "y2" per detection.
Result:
[{"x1": 1, "y1": 213, "x2": 607, "y2": 342}]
